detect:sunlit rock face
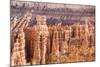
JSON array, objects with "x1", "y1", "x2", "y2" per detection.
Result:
[
  {"x1": 31, "y1": 15, "x2": 49, "y2": 64},
  {"x1": 11, "y1": 14, "x2": 95, "y2": 66},
  {"x1": 11, "y1": 28, "x2": 26, "y2": 66}
]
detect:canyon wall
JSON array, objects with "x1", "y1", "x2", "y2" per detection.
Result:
[{"x1": 11, "y1": 15, "x2": 95, "y2": 66}]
